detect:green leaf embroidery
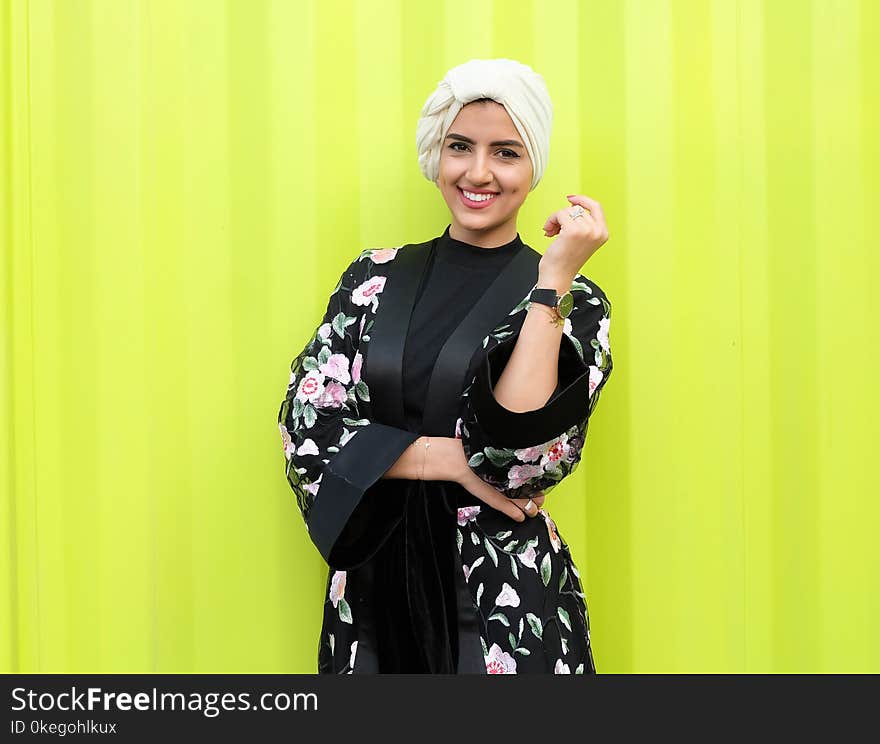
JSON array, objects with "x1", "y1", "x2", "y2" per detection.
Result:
[
  {"x1": 342, "y1": 417, "x2": 370, "y2": 427},
  {"x1": 292, "y1": 397, "x2": 304, "y2": 418},
  {"x1": 526, "y1": 613, "x2": 543, "y2": 640},
  {"x1": 355, "y1": 381, "x2": 370, "y2": 401},
  {"x1": 494, "y1": 530, "x2": 513, "y2": 540},
  {"x1": 575, "y1": 663, "x2": 585, "y2": 674},
  {"x1": 518, "y1": 617, "x2": 524, "y2": 640},
  {"x1": 510, "y1": 555, "x2": 519, "y2": 581},
  {"x1": 485, "y1": 447, "x2": 515, "y2": 468},
  {"x1": 541, "y1": 552, "x2": 552, "y2": 586},
  {"x1": 514, "y1": 647, "x2": 531, "y2": 655},
  {"x1": 329, "y1": 633, "x2": 335, "y2": 654},
  {"x1": 338, "y1": 598, "x2": 352, "y2": 624},
  {"x1": 302, "y1": 357, "x2": 318, "y2": 371},
  {"x1": 480, "y1": 637, "x2": 488, "y2": 656},
  {"x1": 488, "y1": 613, "x2": 510, "y2": 627},
  {"x1": 559, "y1": 565, "x2": 569, "y2": 593},
  {"x1": 317, "y1": 346, "x2": 331, "y2": 366},
  {"x1": 508, "y1": 632, "x2": 517, "y2": 650},
  {"x1": 467, "y1": 452, "x2": 485, "y2": 467},
  {"x1": 470, "y1": 532, "x2": 480, "y2": 546},
  {"x1": 484, "y1": 538, "x2": 498, "y2": 567},
  {"x1": 303, "y1": 405, "x2": 317, "y2": 429},
  {"x1": 557, "y1": 607, "x2": 572, "y2": 632},
  {"x1": 456, "y1": 529, "x2": 463, "y2": 552},
  {"x1": 476, "y1": 583, "x2": 484, "y2": 606}
]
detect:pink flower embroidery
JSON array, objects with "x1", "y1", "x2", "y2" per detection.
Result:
[
  {"x1": 296, "y1": 370, "x2": 325, "y2": 404},
  {"x1": 540, "y1": 508, "x2": 562, "y2": 553},
  {"x1": 279, "y1": 423, "x2": 295, "y2": 460},
  {"x1": 352, "y1": 276, "x2": 386, "y2": 306},
  {"x1": 555, "y1": 659, "x2": 571, "y2": 674},
  {"x1": 317, "y1": 323, "x2": 332, "y2": 341},
  {"x1": 454, "y1": 417, "x2": 463, "y2": 440},
  {"x1": 495, "y1": 582, "x2": 520, "y2": 608},
  {"x1": 304, "y1": 473, "x2": 322, "y2": 497},
  {"x1": 517, "y1": 545, "x2": 538, "y2": 570},
  {"x1": 314, "y1": 381, "x2": 347, "y2": 409},
  {"x1": 352, "y1": 351, "x2": 363, "y2": 385},
  {"x1": 369, "y1": 248, "x2": 398, "y2": 264},
  {"x1": 588, "y1": 366, "x2": 604, "y2": 397},
  {"x1": 329, "y1": 571, "x2": 347, "y2": 608},
  {"x1": 540, "y1": 435, "x2": 570, "y2": 468},
  {"x1": 319, "y1": 353, "x2": 351, "y2": 384},
  {"x1": 456, "y1": 505, "x2": 481, "y2": 526},
  {"x1": 514, "y1": 444, "x2": 543, "y2": 463},
  {"x1": 507, "y1": 463, "x2": 543, "y2": 489},
  {"x1": 484, "y1": 643, "x2": 517, "y2": 674}
]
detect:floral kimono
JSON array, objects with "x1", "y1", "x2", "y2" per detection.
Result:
[{"x1": 276, "y1": 230, "x2": 613, "y2": 674}]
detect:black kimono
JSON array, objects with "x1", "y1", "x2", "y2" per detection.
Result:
[{"x1": 277, "y1": 224, "x2": 613, "y2": 674}]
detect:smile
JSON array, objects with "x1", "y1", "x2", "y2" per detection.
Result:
[{"x1": 458, "y1": 187, "x2": 499, "y2": 209}]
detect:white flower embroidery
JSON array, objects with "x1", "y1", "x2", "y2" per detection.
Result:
[
  {"x1": 495, "y1": 583, "x2": 520, "y2": 608},
  {"x1": 329, "y1": 570, "x2": 346, "y2": 608},
  {"x1": 313, "y1": 381, "x2": 347, "y2": 409},
  {"x1": 597, "y1": 316, "x2": 610, "y2": 352},
  {"x1": 351, "y1": 276, "x2": 386, "y2": 306},
  {"x1": 484, "y1": 643, "x2": 517, "y2": 674},
  {"x1": 279, "y1": 423, "x2": 296, "y2": 460},
  {"x1": 304, "y1": 473, "x2": 322, "y2": 497},
  {"x1": 295, "y1": 438, "x2": 319, "y2": 456},
  {"x1": 295, "y1": 370, "x2": 325, "y2": 404},
  {"x1": 555, "y1": 659, "x2": 571, "y2": 674},
  {"x1": 317, "y1": 323, "x2": 332, "y2": 341},
  {"x1": 514, "y1": 444, "x2": 543, "y2": 463}
]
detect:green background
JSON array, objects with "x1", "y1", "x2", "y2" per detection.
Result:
[{"x1": 2, "y1": 0, "x2": 878, "y2": 673}]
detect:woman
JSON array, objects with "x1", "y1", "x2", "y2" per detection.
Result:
[{"x1": 277, "y1": 58, "x2": 613, "y2": 674}]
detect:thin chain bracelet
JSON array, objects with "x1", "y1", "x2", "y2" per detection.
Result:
[
  {"x1": 417, "y1": 436, "x2": 431, "y2": 480},
  {"x1": 529, "y1": 302, "x2": 565, "y2": 328}
]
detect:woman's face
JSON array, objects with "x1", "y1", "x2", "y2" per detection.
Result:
[{"x1": 436, "y1": 100, "x2": 533, "y2": 247}]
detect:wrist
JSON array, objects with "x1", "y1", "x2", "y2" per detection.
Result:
[{"x1": 535, "y1": 271, "x2": 575, "y2": 294}]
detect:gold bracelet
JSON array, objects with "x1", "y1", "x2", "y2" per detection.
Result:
[
  {"x1": 419, "y1": 436, "x2": 431, "y2": 480},
  {"x1": 529, "y1": 302, "x2": 565, "y2": 328}
]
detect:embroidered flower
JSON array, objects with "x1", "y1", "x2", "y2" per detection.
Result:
[
  {"x1": 359, "y1": 314, "x2": 366, "y2": 339},
  {"x1": 317, "y1": 323, "x2": 332, "y2": 341},
  {"x1": 295, "y1": 370, "x2": 325, "y2": 404},
  {"x1": 540, "y1": 508, "x2": 562, "y2": 553},
  {"x1": 507, "y1": 463, "x2": 543, "y2": 489},
  {"x1": 279, "y1": 423, "x2": 297, "y2": 460},
  {"x1": 517, "y1": 544, "x2": 538, "y2": 570},
  {"x1": 484, "y1": 643, "x2": 517, "y2": 674},
  {"x1": 295, "y1": 438, "x2": 319, "y2": 457},
  {"x1": 329, "y1": 570, "x2": 347, "y2": 608},
  {"x1": 514, "y1": 444, "x2": 543, "y2": 463},
  {"x1": 555, "y1": 659, "x2": 571, "y2": 674},
  {"x1": 495, "y1": 583, "x2": 520, "y2": 608},
  {"x1": 457, "y1": 505, "x2": 481, "y2": 526},
  {"x1": 588, "y1": 366, "x2": 604, "y2": 398},
  {"x1": 369, "y1": 248, "x2": 398, "y2": 264},
  {"x1": 540, "y1": 434, "x2": 570, "y2": 469},
  {"x1": 562, "y1": 317, "x2": 573, "y2": 336},
  {"x1": 319, "y1": 353, "x2": 351, "y2": 384},
  {"x1": 314, "y1": 381, "x2": 348, "y2": 409},
  {"x1": 352, "y1": 276, "x2": 386, "y2": 306},
  {"x1": 454, "y1": 417, "x2": 463, "y2": 439},
  {"x1": 304, "y1": 473, "x2": 323, "y2": 497},
  {"x1": 352, "y1": 351, "x2": 363, "y2": 385},
  {"x1": 597, "y1": 316, "x2": 610, "y2": 352}
]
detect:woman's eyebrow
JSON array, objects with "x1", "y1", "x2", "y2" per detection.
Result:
[{"x1": 445, "y1": 132, "x2": 525, "y2": 149}]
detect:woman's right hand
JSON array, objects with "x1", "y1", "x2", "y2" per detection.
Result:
[{"x1": 435, "y1": 436, "x2": 545, "y2": 522}]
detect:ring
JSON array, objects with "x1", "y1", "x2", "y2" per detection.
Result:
[{"x1": 569, "y1": 205, "x2": 587, "y2": 220}]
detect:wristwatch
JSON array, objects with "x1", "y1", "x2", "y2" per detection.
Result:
[{"x1": 529, "y1": 288, "x2": 574, "y2": 325}]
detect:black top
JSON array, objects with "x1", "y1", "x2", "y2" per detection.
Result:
[{"x1": 402, "y1": 224, "x2": 524, "y2": 432}]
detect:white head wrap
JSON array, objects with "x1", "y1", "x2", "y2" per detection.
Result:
[{"x1": 416, "y1": 58, "x2": 553, "y2": 192}]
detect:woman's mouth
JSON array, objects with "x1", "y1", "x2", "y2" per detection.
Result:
[{"x1": 458, "y1": 187, "x2": 499, "y2": 209}]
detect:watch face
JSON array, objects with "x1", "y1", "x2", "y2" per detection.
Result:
[{"x1": 558, "y1": 292, "x2": 574, "y2": 318}]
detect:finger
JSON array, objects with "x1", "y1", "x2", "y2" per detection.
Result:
[
  {"x1": 566, "y1": 194, "x2": 605, "y2": 227},
  {"x1": 512, "y1": 497, "x2": 540, "y2": 517}
]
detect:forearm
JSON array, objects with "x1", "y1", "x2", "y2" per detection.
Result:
[
  {"x1": 382, "y1": 436, "x2": 466, "y2": 482},
  {"x1": 492, "y1": 271, "x2": 574, "y2": 412}
]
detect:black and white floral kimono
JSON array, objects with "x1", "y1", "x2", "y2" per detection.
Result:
[{"x1": 277, "y1": 227, "x2": 613, "y2": 674}]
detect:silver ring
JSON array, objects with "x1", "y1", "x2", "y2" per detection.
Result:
[{"x1": 569, "y1": 205, "x2": 587, "y2": 220}]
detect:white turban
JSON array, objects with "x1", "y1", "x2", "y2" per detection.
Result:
[{"x1": 416, "y1": 58, "x2": 553, "y2": 192}]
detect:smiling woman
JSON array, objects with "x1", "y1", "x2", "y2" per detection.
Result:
[{"x1": 277, "y1": 58, "x2": 614, "y2": 675}]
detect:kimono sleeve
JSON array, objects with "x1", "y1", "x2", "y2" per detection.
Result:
[
  {"x1": 277, "y1": 254, "x2": 419, "y2": 569},
  {"x1": 459, "y1": 278, "x2": 613, "y2": 501}
]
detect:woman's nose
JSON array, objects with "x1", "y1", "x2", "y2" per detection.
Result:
[{"x1": 466, "y1": 153, "x2": 492, "y2": 184}]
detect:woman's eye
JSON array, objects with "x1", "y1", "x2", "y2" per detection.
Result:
[
  {"x1": 499, "y1": 149, "x2": 519, "y2": 159},
  {"x1": 448, "y1": 142, "x2": 519, "y2": 159}
]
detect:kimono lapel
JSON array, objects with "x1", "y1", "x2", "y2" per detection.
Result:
[
  {"x1": 421, "y1": 245, "x2": 540, "y2": 436},
  {"x1": 363, "y1": 239, "x2": 434, "y2": 430}
]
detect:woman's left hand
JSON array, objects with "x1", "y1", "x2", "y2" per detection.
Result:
[{"x1": 539, "y1": 194, "x2": 610, "y2": 283}]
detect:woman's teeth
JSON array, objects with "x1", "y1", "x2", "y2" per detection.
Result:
[{"x1": 461, "y1": 189, "x2": 497, "y2": 202}]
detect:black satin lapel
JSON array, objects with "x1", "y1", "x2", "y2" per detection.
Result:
[
  {"x1": 363, "y1": 240, "x2": 434, "y2": 430},
  {"x1": 421, "y1": 246, "x2": 540, "y2": 436}
]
